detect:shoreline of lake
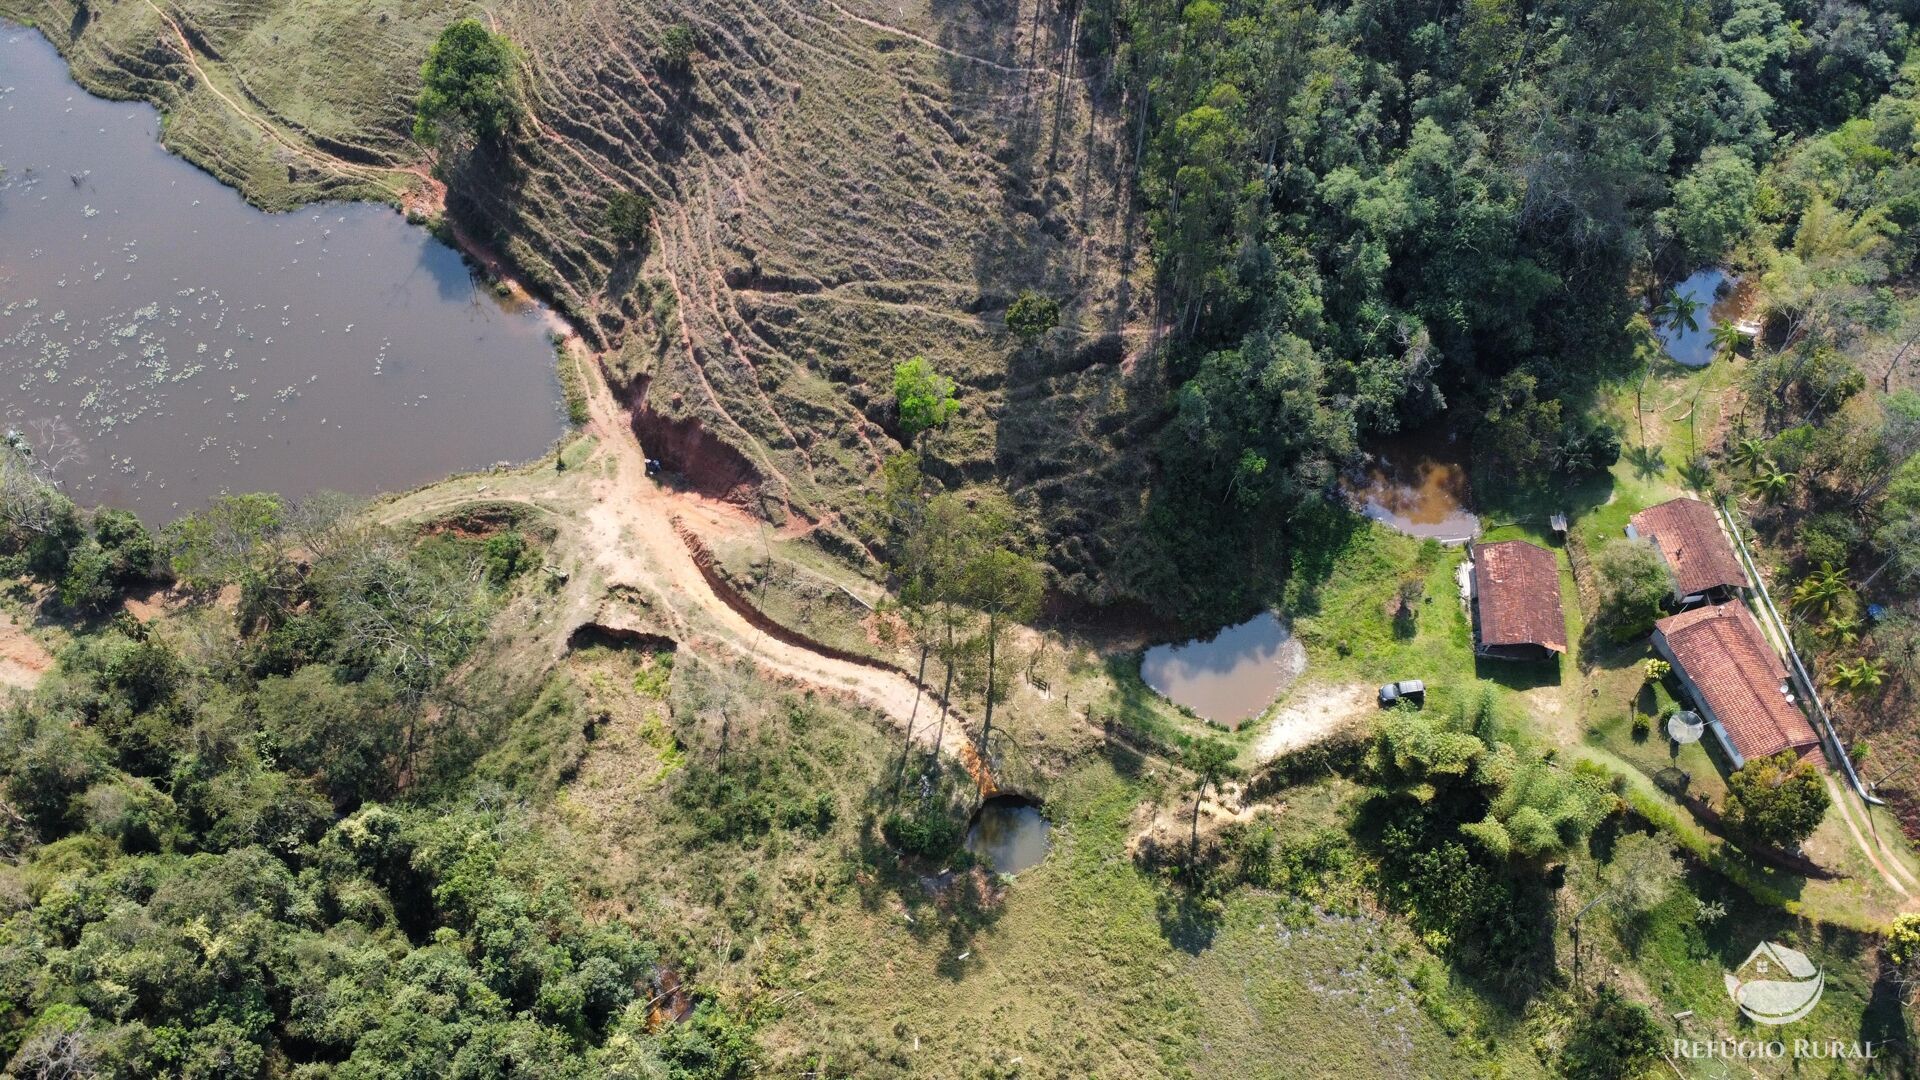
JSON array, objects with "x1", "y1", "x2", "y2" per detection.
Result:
[{"x1": 1, "y1": 22, "x2": 565, "y2": 519}]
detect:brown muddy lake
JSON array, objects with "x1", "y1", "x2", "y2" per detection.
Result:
[
  {"x1": 1343, "y1": 428, "x2": 1479, "y2": 540},
  {"x1": 1140, "y1": 611, "x2": 1306, "y2": 728},
  {"x1": 1, "y1": 24, "x2": 564, "y2": 518}
]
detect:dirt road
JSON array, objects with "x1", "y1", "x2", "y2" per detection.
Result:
[{"x1": 380, "y1": 342, "x2": 969, "y2": 761}]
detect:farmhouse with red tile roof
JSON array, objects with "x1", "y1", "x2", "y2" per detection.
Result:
[
  {"x1": 1468, "y1": 540, "x2": 1567, "y2": 662},
  {"x1": 1653, "y1": 602, "x2": 1822, "y2": 769},
  {"x1": 1628, "y1": 497, "x2": 1750, "y2": 603}
]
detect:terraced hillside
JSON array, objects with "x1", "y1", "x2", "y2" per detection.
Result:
[{"x1": 3, "y1": 0, "x2": 1161, "y2": 597}]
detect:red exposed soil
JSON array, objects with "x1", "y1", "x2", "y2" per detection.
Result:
[
  {"x1": 0, "y1": 612, "x2": 52, "y2": 691},
  {"x1": 627, "y1": 377, "x2": 766, "y2": 508}
]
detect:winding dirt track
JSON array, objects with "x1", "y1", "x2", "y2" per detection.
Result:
[
  {"x1": 573, "y1": 353, "x2": 968, "y2": 756},
  {"x1": 384, "y1": 343, "x2": 971, "y2": 761}
]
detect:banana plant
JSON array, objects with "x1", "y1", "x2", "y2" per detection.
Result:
[
  {"x1": 1746, "y1": 465, "x2": 1795, "y2": 503},
  {"x1": 1790, "y1": 561, "x2": 1853, "y2": 624},
  {"x1": 1829, "y1": 656, "x2": 1886, "y2": 696},
  {"x1": 1729, "y1": 436, "x2": 1769, "y2": 472}
]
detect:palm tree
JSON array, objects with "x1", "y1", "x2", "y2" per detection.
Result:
[
  {"x1": 1791, "y1": 561, "x2": 1853, "y2": 624},
  {"x1": 1829, "y1": 656, "x2": 1887, "y2": 697},
  {"x1": 1710, "y1": 320, "x2": 1745, "y2": 362},
  {"x1": 1654, "y1": 289, "x2": 1702, "y2": 336},
  {"x1": 1747, "y1": 465, "x2": 1795, "y2": 503},
  {"x1": 1729, "y1": 437, "x2": 1769, "y2": 472}
]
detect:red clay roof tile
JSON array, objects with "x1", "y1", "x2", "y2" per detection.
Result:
[
  {"x1": 1631, "y1": 498, "x2": 1750, "y2": 597},
  {"x1": 1655, "y1": 602, "x2": 1818, "y2": 762},
  {"x1": 1472, "y1": 540, "x2": 1567, "y2": 653}
]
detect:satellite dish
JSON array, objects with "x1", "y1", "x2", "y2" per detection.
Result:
[{"x1": 1668, "y1": 710, "x2": 1705, "y2": 744}]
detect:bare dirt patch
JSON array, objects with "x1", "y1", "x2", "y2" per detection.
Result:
[
  {"x1": 0, "y1": 611, "x2": 52, "y2": 692},
  {"x1": 1252, "y1": 682, "x2": 1375, "y2": 763},
  {"x1": 1126, "y1": 784, "x2": 1276, "y2": 863}
]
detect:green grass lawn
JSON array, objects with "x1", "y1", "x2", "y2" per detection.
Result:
[{"x1": 763, "y1": 761, "x2": 1554, "y2": 1078}]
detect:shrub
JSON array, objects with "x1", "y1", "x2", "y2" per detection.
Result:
[
  {"x1": 484, "y1": 531, "x2": 528, "y2": 586},
  {"x1": 655, "y1": 999, "x2": 761, "y2": 1079},
  {"x1": 92, "y1": 509, "x2": 156, "y2": 574},
  {"x1": 55, "y1": 510, "x2": 159, "y2": 614},
  {"x1": 1724, "y1": 750, "x2": 1830, "y2": 849},
  {"x1": 1801, "y1": 511, "x2": 1860, "y2": 569},
  {"x1": 1593, "y1": 540, "x2": 1673, "y2": 643},
  {"x1": 1561, "y1": 985, "x2": 1662, "y2": 1080},
  {"x1": 633, "y1": 651, "x2": 674, "y2": 697},
  {"x1": 1005, "y1": 290, "x2": 1061, "y2": 342},
  {"x1": 57, "y1": 545, "x2": 119, "y2": 614},
  {"x1": 1887, "y1": 912, "x2": 1920, "y2": 973},
  {"x1": 883, "y1": 800, "x2": 963, "y2": 860},
  {"x1": 658, "y1": 24, "x2": 696, "y2": 71},
  {"x1": 605, "y1": 190, "x2": 655, "y2": 247}
]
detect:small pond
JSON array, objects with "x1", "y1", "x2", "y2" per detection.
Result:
[
  {"x1": 1139, "y1": 611, "x2": 1305, "y2": 728},
  {"x1": 966, "y1": 796, "x2": 1051, "y2": 875},
  {"x1": 1343, "y1": 427, "x2": 1479, "y2": 540},
  {"x1": 1655, "y1": 267, "x2": 1754, "y2": 368},
  {"x1": 0, "y1": 24, "x2": 564, "y2": 518}
]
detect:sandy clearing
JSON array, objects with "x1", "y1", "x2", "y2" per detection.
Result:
[
  {"x1": 0, "y1": 611, "x2": 53, "y2": 692},
  {"x1": 1252, "y1": 682, "x2": 1375, "y2": 762}
]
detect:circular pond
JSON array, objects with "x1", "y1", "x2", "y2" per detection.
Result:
[{"x1": 965, "y1": 796, "x2": 1052, "y2": 875}]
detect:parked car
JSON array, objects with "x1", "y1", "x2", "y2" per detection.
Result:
[{"x1": 1378, "y1": 680, "x2": 1426, "y2": 707}]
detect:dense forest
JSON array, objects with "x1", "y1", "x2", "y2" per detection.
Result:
[
  {"x1": 0, "y1": 483, "x2": 757, "y2": 1077},
  {"x1": 1079, "y1": 0, "x2": 1917, "y2": 617}
]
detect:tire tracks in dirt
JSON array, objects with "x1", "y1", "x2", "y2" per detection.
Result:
[
  {"x1": 379, "y1": 336, "x2": 973, "y2": 764},
  {"x1": 1825, "y1": 773, "x2": 1920, "y2": 902}
]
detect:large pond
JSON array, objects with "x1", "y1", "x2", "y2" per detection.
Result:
[
  {"x1": 1656, "y1": 267, "x2": 1754, "y2": 368},
  {"x1": 966, "y1": 796, "x2": 1051, "y2": 876},
  {"x1": 0, "y1": 24, "x2": 564, "y2": 518},
  {"x1": 1343, "y1": 427, "x2": 1479, "y2": 540},
  {"x1": 1140, "y1": 611, "x2": 1305, "y2": 728}
]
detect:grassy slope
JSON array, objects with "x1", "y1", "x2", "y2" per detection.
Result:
[
  {"x1": 7, "y1": 0, "x2": 1914, "y2": 1068},
  {"x1": 549, "y1": 674, "x2": 1548, "y2": 1079},
  {"x1": 0, "y1": 0, "x2": 440, "y2": 207},
  {"x1": 4, "y1": 0, "x2": 1161, "y2": 596}
]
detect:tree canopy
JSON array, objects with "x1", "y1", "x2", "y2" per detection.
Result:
[
  {"x1": 1073, "y1": 0, "x2": 1906, "y2": 617},
  {"x1": 1005, "y1": 290, "x2": 1061, "y2": 342},
  {"x1": 891, "y1": 356, "x2": 959, "y2": 445},
  {"x1": 1723, "y1": 750, "x2": 1831, "y2": 849},
  {"x1": 1592, "y1": 540, "x2": 1674, "y2": 643},
  {"x1": 415, "y1": 20, "x2": 520, "y2": 145}
]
